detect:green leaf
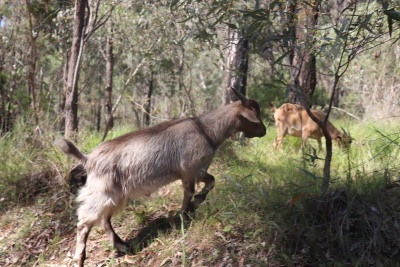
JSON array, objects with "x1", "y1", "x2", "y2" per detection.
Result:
[
  {"x1": 246, "y1": 21, "x2": 262, "y2": 36},
  {"x1": 273, "y1": 50, "x2": 290, "y2": 66},
  {"x1": 384, "y1": 9, "x2": 400, "y2": 21},
  {"x1": 269, "y1": 0, "x2": 280, "y2": 10},
  {"x1": 223, "y1": 225, "x2": 232, "y2": 233},
  {"x1": 388, "y1": 16, "x2": 393, "y2": 37},
  {"x1": 378, "y1": 0, "x2": 389, "y2": 10},
  {"x1": 170, "y1": 0, "x2": 180, "y2": 10},
  {"x1": 383, "y1": 8, "x2": 400, "y2": 37},
  {"x1": 226, "y1": 23, "x2": 237, "y2": 30}
]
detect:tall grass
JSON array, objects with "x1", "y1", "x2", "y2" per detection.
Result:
[
  {"x1": 1, "y1": 118, "x2": 400, "y2": 265},
  {"x1": 0, "y1": 121, "x2": 134, "y2": 210}
]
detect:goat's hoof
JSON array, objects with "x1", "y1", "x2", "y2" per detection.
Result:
[
  {"x1": 73, "y1": 255, "x2": 85, "y2": 267},
  {"x1": 181, "y1": 210, "x2": 194, "y2": 224},
  {"x1": 192, "y1": 193, "x2": 206, "y2": 207},
  {"x1": 114, "y1": 241, "x2": 128, "y2": 251}
]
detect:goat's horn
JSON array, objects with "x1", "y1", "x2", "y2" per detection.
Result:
[{"x1": 230, "y1": 87, "x2": 248, "y2": 104}]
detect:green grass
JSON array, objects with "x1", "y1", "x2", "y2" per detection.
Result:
[{"x1": 1, "y1": 119, "x2": 400, "y2": 266}]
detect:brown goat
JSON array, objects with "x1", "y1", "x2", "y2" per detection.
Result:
[
  {"x1": 270, "y1": 103, "x2": 351, "y2": 150},
  {"x1": 55, "y1": 88, "x2": 266, "y2": 267}
]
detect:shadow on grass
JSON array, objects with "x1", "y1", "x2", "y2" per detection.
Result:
[
  {"x1": 117, "y1": 195, "x2": 207, "y2": 257},
  {"x1": 124, "y1": 213, "x2": 181, "y2": 253}
]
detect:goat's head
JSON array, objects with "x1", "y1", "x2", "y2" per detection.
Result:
[
  {"x1": 231, "y1": 87, "x2": 266, "y2": 138},
  {"x1": 337, "y1": 128, "x2": 353, "y2": 149}
]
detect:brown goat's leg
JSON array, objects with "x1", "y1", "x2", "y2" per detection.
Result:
[
  {"x1": 301, "y1": 133, "x2": 308, "y2": 150},
  {"x1": 192, "y1": 173, "x2": 215, "y2": 208},
  {"x1": 317, "y1": 138, "x2": 322, "y2": 151},
  {"x1": 103, "y1": 215, "x2": 127, "y2": 251},
  {"x1": 273, "y1": 137, "x2": 284, "y2": 149},
  {"x1": 74, "y1": 221, "x2": 93, "y2": 267},
  {"x1": 273, "y1": 138, "x2": 279, "y2": 149}
]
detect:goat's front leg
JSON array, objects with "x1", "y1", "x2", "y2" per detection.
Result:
[
  {"x1": 301, "y1": 132, "x2": 309, "y2": 150},
  {"x1": 273, "y1": 124, "x2": 286, "y2": 149},
  {"x1": 192, "y1": 172, "x2": 215, "y2": 208},
  {"x1": 102, "y1": 215, "x2": 127, "y2": 251},
  {"x1": 273, "y1": 137, "x2": 282, "y2": 149}
]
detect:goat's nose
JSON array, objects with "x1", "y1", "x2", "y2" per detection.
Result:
[{"x1": 260, "y1": 126, "x2": 267, "y2": 136}]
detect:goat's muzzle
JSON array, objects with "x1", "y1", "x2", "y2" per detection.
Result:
[{"x1": 244, "y1": 123, "x2": 267, "y2": 138}]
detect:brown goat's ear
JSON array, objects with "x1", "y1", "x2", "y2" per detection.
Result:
[
  {"x1": 230, "y1": 87, "x2": 248, "y2": 105},
  {"x1": 269, "y1": 102, "x2": 276, "y2": 112},
  {"x1": 240, "y1": 109, "x2": 260, "y2": 123}
]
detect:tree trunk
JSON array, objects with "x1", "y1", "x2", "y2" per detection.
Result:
[
  {"x1": 96, "y1": 99, "x2": 102, "y2": 132},
  {"x1": 178, "y1": 46, "x2": 185, "y2": 116},
  {"x1": 64, "y1": 0, "x2": 86, "y2": 139},
  {"x1": 224, "y1": 28, "x2": 249, "y2": 104},
  {"x1": 102, "y1": 18, "x2": 114, "y2": 141},
  {"x1": 25, "y1": 0, "x2": 39, "y2": 124},
  {"x1": 59, "y1": 50, "x2": 68, "y2": 133},
  {"x1": 288, "y1": 0, "x2": 319, "y2": 107},
  {"x1": 333, "y1": 86, "x2": 340, "y2": 107},
  {"x1": 0, "y1": 55, "x2": 8, "y2": 133},
  {"x1": 144, "y1": 71, "x2": 154, "y2": 127}
]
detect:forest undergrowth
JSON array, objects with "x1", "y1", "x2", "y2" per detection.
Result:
[{"x1": 1, "y1": 119, "x2": 400, "y2": 266}]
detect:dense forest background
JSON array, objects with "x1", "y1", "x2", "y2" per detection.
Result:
[
  {"x1": 2, "y1": 0, "x2": 400, "y2": 266},
  {"x1": 1, "y1": 0, "x2": 399, "y2": 138}
]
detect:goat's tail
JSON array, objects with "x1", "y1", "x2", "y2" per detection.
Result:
[{"x1": 54, "y1": 138, "x2": 88, "y2": 163}]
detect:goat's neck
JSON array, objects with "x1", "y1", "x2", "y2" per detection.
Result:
[
  {"x1": 198, "y1": 104, "x2": 240, "y2": 148},
  {"x1": 326, "y1": 123, "x2": 341, "y2": 140}
]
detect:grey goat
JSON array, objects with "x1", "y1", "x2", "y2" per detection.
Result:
[{"x1": 55, "y1": 88, "x2": 266, "y2": 266}]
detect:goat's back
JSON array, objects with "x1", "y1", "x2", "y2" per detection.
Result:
[{"x1": 84, "y1": 118, "x2": 215, "y2": 196}]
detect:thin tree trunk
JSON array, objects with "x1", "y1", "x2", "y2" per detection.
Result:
[
  {"x1": 96, "y1": 99, "x2": 102, "y2": 132},
  {"x1": 25, "y1": 0, "x2": 39, "y2": 124},
  {"x1": 0, "y1": 55, "x2": 6, "y2": 133},
  {"x1": 60, "y1": 50, "x2": 68, "y2": 133},
  {"x1": 305, "y1": 108, "x2": 332, "y2": 194},
  {"x1": 102, "y1": 18, "x2": 114, "y2": 141},
  {"x1": 64, "y1": 0, "x2": 86, "y2": 139},
  {"x1": 333, "y1": 86, "x2": 340, "y2": 107},
  {"x1": 224, "y1": 28, "x2": 238, "y2": 104},
  {"x1": 144, "y1": 71, "x2": 154, "y2": 127},
  {"x1": 178, "y1": 46, "x2": 185, "y2": 116}
]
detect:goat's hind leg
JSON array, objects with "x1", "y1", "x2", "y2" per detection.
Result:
[
  {"x1": 103, "y1": 214, "x2": 127, "y2": 251},
  {"x1": 181, "y1": 179, "x2": 195, "y2": 214},
  {"x1": 192, "y1": 172, "x2": 215, "y2": 209},
  {"x1": 74, "y1": 220, "x2": 94, "y2": 267}
]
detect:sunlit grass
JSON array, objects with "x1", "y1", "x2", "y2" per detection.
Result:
[{"x1": 1, "y1": 118, "x2": 400, "y2": 265}]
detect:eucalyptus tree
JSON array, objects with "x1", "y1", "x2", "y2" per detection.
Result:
[
  {"x1": 101, "y1": 16, "x2": 114, "y2": 141},
  {"x1": 63, "y1": 0, "x2": 116, "y2": 139}
]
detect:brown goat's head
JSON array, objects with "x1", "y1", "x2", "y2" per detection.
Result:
[
  {"x1": 231, "y1": 87, "x2": 266, "y2": 138},
  {"x1": 336, "y1": 128, "x2": 353, "y2": 149}
]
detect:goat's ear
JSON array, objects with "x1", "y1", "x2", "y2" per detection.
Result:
[
  {"x1": 337, "y1": 135, "x2": 346, "y2": 146},
  {"x1": 240, "y1": 109, "x2": 260, "y2": 123},
  {"x1": 269, "y1": 102, "x2": 276, "y2": 112},
  {"x1": 230, "y1": 87, "x2": 248, "y2": 105}
]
